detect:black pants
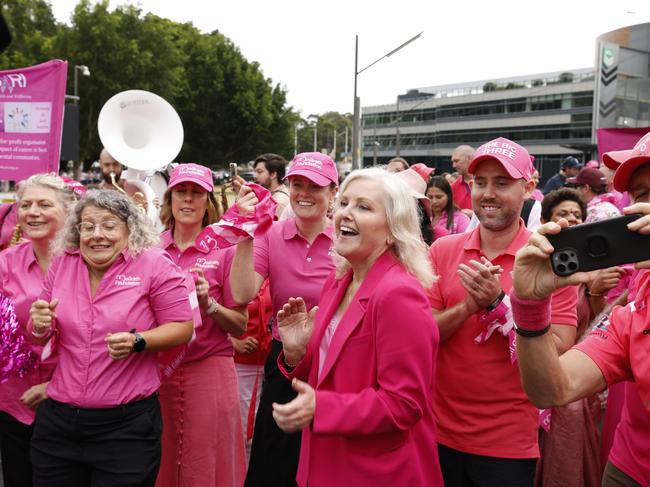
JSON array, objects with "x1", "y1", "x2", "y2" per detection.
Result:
[
  {"x1": 0, "y1": 410, "x2": 33, "y2": 487},
  {"x1": 438, "y1": 444, "x2": 536, "y2": 487},
  {"x1": 245, "y1": 339, "x2": 300, "y2": 487},
  {"x1": 30, "y1": 395, "x2": 162, "y2": 487},
  {"x1": 602, "y1": 462, "x2": 641, "y2": 487}
]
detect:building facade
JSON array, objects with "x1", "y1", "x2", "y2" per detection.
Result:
[{"x1": 360, "y1": 21, "x2": 650, "y2": 181}]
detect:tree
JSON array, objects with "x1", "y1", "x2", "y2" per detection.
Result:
[
  {"x1": 0, "y1": 0, "x2": 300, "y2": 167},
  {"x1": 0, "y1": 0, "x2": 59, "y2": 69}
]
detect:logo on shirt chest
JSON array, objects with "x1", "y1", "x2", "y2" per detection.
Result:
[
  {"x1": 194, "y1": 257, "x2": 220, "y2": 269},
  {"x1": 114, "y1": 274, "x2": 141, "y2": 287}
]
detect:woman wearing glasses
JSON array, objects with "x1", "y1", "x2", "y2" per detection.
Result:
[
  {"x1": 29, "y1": 190, "x2": 194, "y2": 487},
  {"x1": 156, "y1": 164, "x2": 248, "y2": 487}
]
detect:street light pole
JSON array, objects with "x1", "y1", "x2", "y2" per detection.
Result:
[
  {"x1": 73, "y1": 65, "x2": 90, "y2": 105},
  {"x1": 395, "y1": 96, "x2": 401, "y2": 156},
  {"x1": 352, "y1": 32, "x2": 422, "y2": 171},
  {"x1": 352, "y1": 35, "x2": 360, "y2": 169}
]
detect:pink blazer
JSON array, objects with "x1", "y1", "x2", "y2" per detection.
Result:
[{"x1": 279, "y1": 252, "x2": 444, "y2": 487}]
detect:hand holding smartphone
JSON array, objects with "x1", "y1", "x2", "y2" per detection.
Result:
[{"x1": 547, "y1": 214, "x2": 650, "y2": 276}]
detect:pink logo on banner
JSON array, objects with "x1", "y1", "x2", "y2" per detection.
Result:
[{"x1": 0, "y1": 60, "x2": 67, "y2": 180}]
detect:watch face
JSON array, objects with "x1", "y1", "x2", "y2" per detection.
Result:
[{"x1": 133, "y1": 333, "x2": 146, "y2": 353}]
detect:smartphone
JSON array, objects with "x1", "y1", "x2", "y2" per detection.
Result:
[
  {"x1": 547, "y1": 214, "x2": 650, "y2": 277},
  {"x1": 229, "y1": 162, "x2": 238, "y2": 180}
]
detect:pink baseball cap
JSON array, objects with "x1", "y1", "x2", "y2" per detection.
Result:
[
  {"x1": 468, "y1": 137, "x2": 533, "y2": 181},
  {"x1": 602, "y1": 149, "x2": 632, "y2": 170},
  {"x1": 61, "y1": 177, "x2": 87, "y2": 198},
  {"x1": 393, "y1": 168, "x2": 432, "y2": 218},
  {"x1": 585, "y1": 160, "x2": 600, "y2": 169},
  {"x1": 410, "y1": 163, "x2": 435, "y2": 182},
  {"x1": 613, "y1": 131, "x2": 650, "y2": 191},
  {"x1": 284, "y1": 152, "x2": 338, "y2": 187},
  {"x1": 168, "y1": 163, "x2": 214, "y2": 192}
]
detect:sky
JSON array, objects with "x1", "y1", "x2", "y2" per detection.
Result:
[{"x1": 49, "y1": 0, "x2": 650, "y2": 117}]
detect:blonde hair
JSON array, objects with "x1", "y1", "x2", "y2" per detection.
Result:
[
  {"x1": 335, "y1": 168, "x2": 436, "y2": 288},
  {"x1": 159, "y1": 187, "x2": 222, "y2": 230}
]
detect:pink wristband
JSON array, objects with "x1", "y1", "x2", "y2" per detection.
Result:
[{"x1": 509, "y1": 290, "x2": 551, "y2": 332}]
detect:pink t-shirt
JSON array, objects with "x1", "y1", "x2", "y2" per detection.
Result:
[
  {"x1": 253, "y1": 218, "x2": 336, "y2": 341},
  {"x1": 435, "y1": 211, "x2": 470, "y2": 235},
  {"x1": 160, "y1": 230, "x2": 237, "y2": 361},
  {"x1": 41, "y1": 247, "x2": 193, "y2": 408},
  {"x1": 0, "y1": 242, "x2": 55, "y2": 424},
  {"x1": 574, "y1": 303, "x2": 650, "y2": 485},
  {"x1": 428, "y1": 222, "x2": 578, "y2": 458}
]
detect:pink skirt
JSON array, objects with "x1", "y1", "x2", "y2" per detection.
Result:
[{"x1": 156, "y1": 355, "x2": 246, "y2": 487}]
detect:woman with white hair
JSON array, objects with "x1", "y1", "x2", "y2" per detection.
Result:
[
  {"x1": 0, "y1": 173, "x2": 80, "y2": 487},
  {"x1": 28, "y1": 190, "x2": 194, "y2": 486},
  {"x1": 270, "y1": 168, "x2": 444, "y2": 486}
]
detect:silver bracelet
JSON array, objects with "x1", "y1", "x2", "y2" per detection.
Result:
[{"x1": 206, "y1": 298, "x2": 219, "y2": 315}]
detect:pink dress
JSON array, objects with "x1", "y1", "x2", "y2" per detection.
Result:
[{"x1": 156, "y1": 230, "x2": 246, "y2": 487}]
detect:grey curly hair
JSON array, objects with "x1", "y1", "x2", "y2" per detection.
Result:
[{"x1": 54, "y1": 189, "x2": 159, "y2": 255}]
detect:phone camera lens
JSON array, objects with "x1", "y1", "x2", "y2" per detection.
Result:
[
  {"x1": 559, "y1": 252, "x2": 569, "y2": 262},
  {"x1": 557, "y1": 264, "x2": 567, "y2": 274},
  {"x1": 568, "y1": 262, "x2": 578, "y2": 271}
]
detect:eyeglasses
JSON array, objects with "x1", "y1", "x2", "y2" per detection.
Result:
[{"x1": 76, "y1": 220, "x2": 125, "y2": 237}]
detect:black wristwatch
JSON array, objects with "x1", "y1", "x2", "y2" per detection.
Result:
[
  {"x1": 486, "y1": 291, "x2": 506, "y2": 312},
  {"x1": 130, "y1": 328, "x2": 146, "y2": 353}
]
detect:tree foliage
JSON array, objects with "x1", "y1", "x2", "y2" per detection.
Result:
[{"x1": 0, "y1": 0, "x2": 304, "y2": 167}]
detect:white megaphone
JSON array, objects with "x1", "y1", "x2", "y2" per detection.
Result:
[{"x1": 98, "y1": 90, "x2": 184, "y2": 223}]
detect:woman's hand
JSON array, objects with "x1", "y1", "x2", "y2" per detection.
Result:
[
  {"x1": 30, "y1": 299, "x2": 58, "y2": 337},
  {"x1": 236, "y1": 185, "x2": 259, "y2": 216},
  {"x1": 105, "y1": 332, "x2": 136, "y2": 360},
  {"x1": 231, "y1": 175, "x2": 246, "y2": 193},
  {"x1": 20, "y1": 382, "x2": 49, "y2": 410},
  {"x1": 512, "y1": 220, "x2": 588, "y2": 299},
  {"x1": 189, "y1": 268, "x2": 211, "y2": 310},
  {"x1": 588, "y1": 267, "x2": 627, "y2": 296},
  {"x1": 277, "y1": 298, "x2": 317, "y2": 365},
  {"x1": 231, "y1": 336, "x2": 259, "y2": 354},
  {"x1": 272, "y1": 378, "x2": 315, "y2": 433}
]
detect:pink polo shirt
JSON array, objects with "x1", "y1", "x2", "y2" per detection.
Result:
[
  {"x1": 253, "y1": 218, "x2": 335, "y2": 341},
  {"x1": 0, "y1": 241, "x2": 55, "y2": 424},
  {"x1": 428, "y1": 221, "x2": 577, "y2": 458},
  {"x1": 41, "y1": 247, "x2": 192, "y2": 408},
  {"x1": 575, "y1": 300, "x2": 650, "y2": 485},
  {"x1": 160, "y1": 230, "x2": 238, "y2": 361},
  {"x1": 451, "y1": 176, "x2": 472, "y2": 210}
]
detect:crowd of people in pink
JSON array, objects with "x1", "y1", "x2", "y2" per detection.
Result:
[{"x1": 1, "y1": 131, "x2": 650, "y2": 487}]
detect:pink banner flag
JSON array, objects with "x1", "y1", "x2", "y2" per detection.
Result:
[
  {"x1": 597, "y1": 127, "x2": 650, "y2": 156},
  {"x1": 0, "y1": 59, "x2": 67, "y2": 180}
]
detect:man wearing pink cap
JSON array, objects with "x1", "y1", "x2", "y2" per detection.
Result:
[
  {"x1": 511, "y1": 130, "x2": 650, "y2": 487},
  {"x1": 566, "y1": 167, "x2": 621, "y2": 223},
  {"x1": 428, "y1": 137, "x2": 577, "y2": 486}
]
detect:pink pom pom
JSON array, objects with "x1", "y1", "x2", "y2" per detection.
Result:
[{"x1": 0, "y1": 293, "x2": 38, "y2": 383}]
